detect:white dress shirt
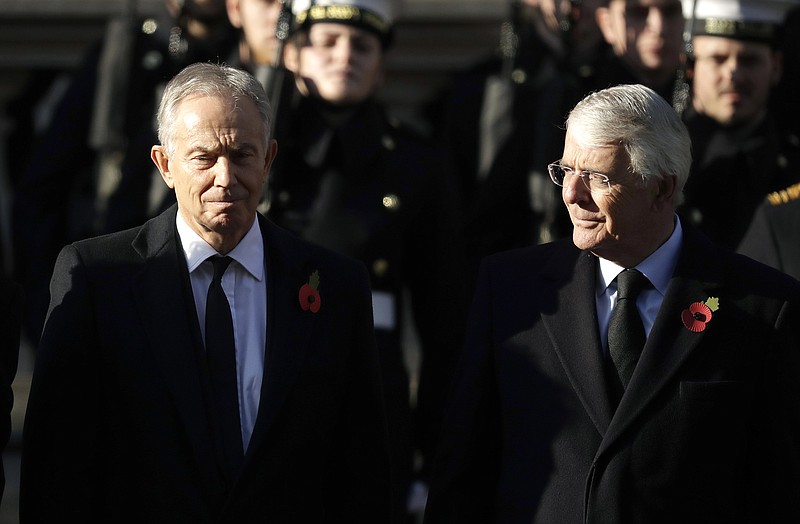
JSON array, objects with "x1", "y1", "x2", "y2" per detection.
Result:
[
  {"x1": 176, "y1": 213, "x2": 267, "y2": 452},
  {"x1": 596, "y1": 216, "x2": 683, "y2": 353}
]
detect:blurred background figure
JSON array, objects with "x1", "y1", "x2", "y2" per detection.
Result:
[
  {"x1": 677, "y1": 0, "x2": 800, "y2": 249},
  {"x1": 426, "y1": 0, "x2": 604, "y2": 285},
  {"x1": 11, "y1": 0, "x2": 236, "y2": 346},
  {"x1": 227, "y1": 0, "x2": 286, "y2": 74},
  {"x1": 589, "y1": 0, "x2": 685, "y2": 102},
  {"x1": 260, "y1": 0, "x2": 468, "y2": 520},
  {"x1": 224, "y1": 0, "x2": 293, "y2": 111}
]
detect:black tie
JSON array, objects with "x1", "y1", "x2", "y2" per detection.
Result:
[
  {"x1": 205, "y1": 256, "x2": 243, "y2": 483},
  {"x1": 608, "y1": 269, "x2": 649, "y2": 392}
]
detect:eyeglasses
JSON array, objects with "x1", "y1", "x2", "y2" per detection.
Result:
[{"x1": 547, "y1": 162, "x2": 612, "y2": 194}]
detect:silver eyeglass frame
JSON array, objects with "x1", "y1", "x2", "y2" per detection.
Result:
[{"x1": 547, "y1": 162, "x2": 613, "y2": 194}]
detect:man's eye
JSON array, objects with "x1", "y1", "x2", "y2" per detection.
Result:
[
  {"x1": 738, "y1": 55, "x2": 763, "y2": 68},
  {"x1": 232, "y1": 151, "x2": 255, "y2": 163},
  {"x1": 352, "y1": 39, "x2": 377, "y2": 53},
  {"x1": 310, "y1": 37, "x2": 337, "y2": 48},
  {"x1": 192, "y1": 155, "x2": 215, "y2": 165}
]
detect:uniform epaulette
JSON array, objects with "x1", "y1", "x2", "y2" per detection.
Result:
[{"x1": 767, "y1": 183, "x2": 800, "y2": 206}]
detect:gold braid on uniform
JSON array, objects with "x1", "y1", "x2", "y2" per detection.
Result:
[
  {"x1": 767, "y1": 183, "x2": 800, "y2": 206},
  {"x1": 295, "y1": 5, "x2": 390, "y2": 37}
]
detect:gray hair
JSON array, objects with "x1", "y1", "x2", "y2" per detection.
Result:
[
  {"x1": 566, "y1": 84, "x2": 692, "y2": 202},
  {"x1": 156, "y1": 62, "x2": 273, "y2": 156}
]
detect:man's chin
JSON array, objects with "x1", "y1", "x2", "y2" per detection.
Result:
[
  {"x1": 572, "y1": 230, "x2": 602, "y2": 252},
  {"x1": 205, "y1": 209, "x2": 251, "y2": 232}
]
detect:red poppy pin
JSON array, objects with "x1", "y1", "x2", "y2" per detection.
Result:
[
  {"x1": 299, "y1": 270, "x2": 321, "y2": 313},
  {"x1": 681, "y1": 296, "x2": 719, "y2": 332}
]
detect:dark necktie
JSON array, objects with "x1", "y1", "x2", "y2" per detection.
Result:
[
  {"x1": 205, "y1": 256, "x2": 244, "y2": 483},
  {"x1": 608, "y1": 269, "x2": 649, "y2": 392}
]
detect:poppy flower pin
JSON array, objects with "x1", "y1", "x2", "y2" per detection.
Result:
[
  {"x1": 299, "y1": 270, "x2": 321, "y2": 313},
  {"x1": 681, "y1": 296, "x2": 719, "y2": 332}
]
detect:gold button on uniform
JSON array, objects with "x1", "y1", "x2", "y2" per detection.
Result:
[
  {"x1": 372, "y1": 258, "x2": 389, "y2": 277},
  {"x1": 382, "y1": 194, "x2": 400, "y2": 211}
]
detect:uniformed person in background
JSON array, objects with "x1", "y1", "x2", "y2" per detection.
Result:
[
  {"x1": 224, "y1": 0, "x2": 296, "y2": 121},
  {"x1": 11, "y1": 0, "x2": 237, "y2": 345},
  {"x1": 425, "y1": 0, "x2": 604, "y2": 288},
  {"x1": 587, "y1": 0, "x2": 686, "y2": 103},
  {"x1": 677, "y1": 0, "x2": 800, "y2": 249},
  {"x1": 738, "y1": 182, "x2": 800, "y2": 281},
  {"x1": 265, "y1": 0, "x2": 469, "y2": 520}
]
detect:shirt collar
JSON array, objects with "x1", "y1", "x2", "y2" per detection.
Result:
[
  {"x1": 176, "y1": 213, "x2": 264, "y2": 281},
  {"x1": 597, "y1": 215, "x2": 683, "y2": 296}
]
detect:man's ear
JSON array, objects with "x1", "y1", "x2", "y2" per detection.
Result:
[
  {"x1": 151, "y1": 145, "x2": 175, "y2": 189},
  {"x1": 283, "y1": 42, "x2": 299, "y2": 73},
  {"x1": 263, "y1": 139, "x2": 278, "y2": 179},
  {"x1": 595, "y1": 7, "x2": 615, "y2": 46},
  {"x1": 226, "y1": 0, "x2": 243, "y2": 29},
  {"x1": 654, "y1": 175, "x2": 678, "y2": 208}
]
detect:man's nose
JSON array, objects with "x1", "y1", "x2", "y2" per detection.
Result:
[
  {"x1": 562, "y1": 173, "x2": 590, "y2": 204},
  {"x1": 214, "y1": 157, "x2": 236, "y2": 186},
  {"x1": 646, "y1": 7, "x2": 665, "y2": 33},
  {"x1": 333, "y1": 40, "x2": 354, "y2": 63}
]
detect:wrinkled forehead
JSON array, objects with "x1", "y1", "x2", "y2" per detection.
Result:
[{"x1": 306, "y1": 21, "x2": 382, "y2": 41}]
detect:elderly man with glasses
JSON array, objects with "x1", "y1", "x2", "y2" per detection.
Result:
[{"x1": 424, "y1": 83, "x2": 800, "y2": 524}]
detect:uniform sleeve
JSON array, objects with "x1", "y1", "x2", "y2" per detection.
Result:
[{"x1": 737, "y1": 201, "x2": 782, "y2": 271}]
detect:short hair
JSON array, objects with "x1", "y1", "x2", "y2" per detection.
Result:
[
  {"x1": 566, "y1": 84, "x2": 692, "y2": 203},
  {"x1": 156, "y1": 62, "x2": 273, "y2": 156}
]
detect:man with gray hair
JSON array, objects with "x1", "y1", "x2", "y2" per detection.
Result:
[
  {"x1": 424, "y1": 83, "x2": 800, "y2": 523},
  {"x1": 20, "y1": 62, "x2": 391, "y2": 522}
]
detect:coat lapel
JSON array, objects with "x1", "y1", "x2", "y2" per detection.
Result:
[
  {"x1": 130, "y1": 207, "x2": 223, "y2": 496},
  {"x1": 245, "y1": 217, "x2": 318, "y2": 457},
  {"x1": 597, "y1": 229, "x2": 723, "y2": 457},
  {"x1": 541, "y1": 246, "x2": 617, "y2": 436}
]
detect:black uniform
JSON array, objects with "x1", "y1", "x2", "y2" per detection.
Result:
[
  {"x1": 267, "y1": 91, "x2": 468, "y2": 516},
  {"x1": 678, "y1": 109, "x2": 800, "y2": 250},
  {"x1": 738, "y1": 183, "x2": 800, "y2": 281}
]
